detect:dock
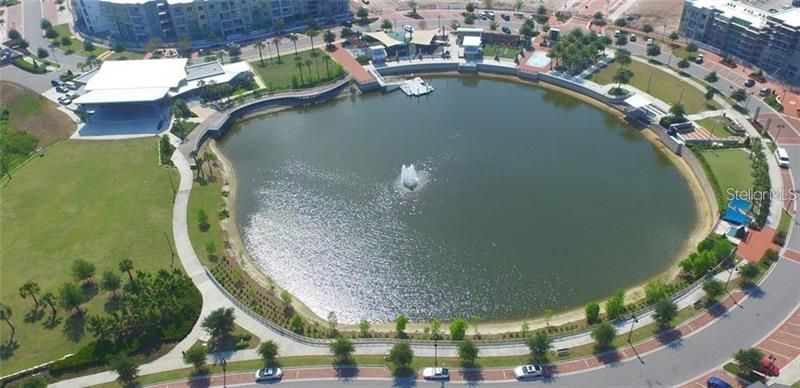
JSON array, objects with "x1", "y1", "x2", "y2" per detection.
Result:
[{"x1": 400, "y1": 77, "x2": 434, "y2": 97}]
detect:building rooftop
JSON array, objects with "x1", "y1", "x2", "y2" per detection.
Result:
[
  {"x1": 690, "y1": 0, "x2": 800, "y2": 28},
  {"x1": 185, "y1": 61, "x2": 225, "y2": 81},
  {"x1": 463, "y1": 36, "x2": 482, "y2": 47},
  {"x1": 77, "y1": 58, "x2": 188, "y2": 104}
]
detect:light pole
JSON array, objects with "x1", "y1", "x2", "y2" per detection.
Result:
[
  {"x1": 725, "y1": 265, "x2": 739, "y2": 287},
  {"x1": 434, "y1": 337, "x2": 438, "y2": 366},
  {"x1": 221, "y1": 358, "x2": 227, "y2": 387},
  {"x1": 775, "y1": 123, "x2": 785, "y2": 142},
  {"x1": 627, "y1": 314, "x2": 639, "y2": 343}
]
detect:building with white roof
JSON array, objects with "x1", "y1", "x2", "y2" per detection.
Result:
[
  {"x1": 73, "y1": 58, "x2": 250, "y2": 136},
  {"x1": 679, "y1": 0, "x2": 800, "y2": 84}
]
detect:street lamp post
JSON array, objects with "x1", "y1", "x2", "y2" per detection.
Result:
[
  {"x1": 434, "y1": 337, "x2": 438, "y2": 366},
  {"x1": 221, "y1": 358, "x2": 227, "y2": 387},
  {"x1": 627, "y1": 314, "x2": 639, "y2": 343},
  {"x1": 725, "y1": 266, "x2": 739, "y2": 287}
]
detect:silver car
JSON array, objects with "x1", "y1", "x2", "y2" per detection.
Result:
[
  {"x1": 254, "y1": 367, "x2": 283, "y2": 382},
  {"x1": 513, "y1": 364, "x2": 544, "y2": 379}
]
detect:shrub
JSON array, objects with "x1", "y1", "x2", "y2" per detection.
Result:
[
  {"x1": 772, "y1": 230, "x2": 786, "y2": 246},
  {"x1": 738, "y1": 262, "x2": 760, "y2": 284},
  {"x1": 644, "y1": 279, "x2": 669, "y2": 303},
  {"x1": 653, "y1": 299, "x2": 678, "y2": 329},
  {"x1": 591, "y1": 322, "x2": 616, "y2": 348},
  {"x1": 585, "y1": 302, "x2": 600, "y2": 324},
  {"x1": 449, "y1": 318, "x2": 468, "y2": 340},
  {"x1": 702, "y1": 278, "x2": 725, "y2": 302},
  {"x1": 457, "y1": 339, "x2": 479, "y2": 366},
  {"x1": 734, "y1": 348, "x2": 763, "y2": 375},
  {"x1": 605, "y1": 290, "x2": 626, "y2": 320}
]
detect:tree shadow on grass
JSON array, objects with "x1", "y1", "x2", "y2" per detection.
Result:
[
  {"x1": 0, "y1": 340, "x2": 19, "y2": 360},
  {"x1": 62, "y1": 313, "x2": 86, "y2": 342},
  {"x1": 43, "y1": 314, "x2": 63, "y2": 330},
  {"x1": 24, "y1": 308, "x2": 45, "y2": 323}
]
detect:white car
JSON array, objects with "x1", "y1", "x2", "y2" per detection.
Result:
[
  {"x1": 254, "y1": 367, "x2": 282, "y2": 381},
  {"x1": 422, "y1": 367, "x2": 449, "y2": 380},
  {"x1": 58, "y1": 96, "x2": 72, "y2": 105},
  {"x1": 64, "y1": 81, "x2": 78, "y2": 90},
  {"x1": 775, "y1": 148, "x2": 790, "y2": 168},
  {"x1": 514, "y1": 364, "x2": 544, "y2": 379},
  {"x1": 403, "y1": 24, "x2": 414, "y2": 33}
]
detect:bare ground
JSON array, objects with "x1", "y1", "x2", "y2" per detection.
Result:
[
  {"x1": 627, "y1": 0, "x2": 684, "y2": 32},
  {"x1": 0, "y1": 81, "x2": 75, "y2": 146}
]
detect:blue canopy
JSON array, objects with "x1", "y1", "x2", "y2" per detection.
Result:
[{"x1": 722, "y1": 198, "x2": 752, "y2": 225}]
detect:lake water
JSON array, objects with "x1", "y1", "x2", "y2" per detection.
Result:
[{"x1": 219, "y1": 77, "x2": 698, "y2": 323}]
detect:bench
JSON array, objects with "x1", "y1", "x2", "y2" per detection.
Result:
[{"x1": 557, "y1": 348, "x2": 570, "y2": 357}]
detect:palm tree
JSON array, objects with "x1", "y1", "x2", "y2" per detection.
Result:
[
  {"x1": 669, "y1": 102, "x2": 687, "y2": 120},
  {"x1": 41, "y1": 292, "x2": 57, "y2": 318},
  {"x1": 255, "y1": 41, "x2": 265, "y2": 66},
  {"x1": 307, "y1": 29, "x2": 320, "y2": 53},
  {"x1": 272, "y1": 37, "x2": 283, "y2": 63},
  {"x1": 288, "y1": 33, "x2": 299, "y2": 58},
  {"x1": 322, "y1": 55, "x2": 331, "y2": 78},
  {"x1": 0, "y1": 303, "x2": 15, "y2": 341},
  {"x1": 101, "y1": 271, "x2": 122, "y2": 299},
  {"x1": 304, "y1": 59, "x2": 314, "y2": 82},
  {"x1": 323, "y1": 30, "x2": 336, "y2": 49},
  {"x1": 295, "y1": 61, "x2": 305, "y2": 84},
  {"x1": 203, "y1": 151, "x2": 216, "y2": 178},
  {"x1": 119, "y1": 258, "x2": 134, "y2": 283},
  {"x1": 19, "y1": 281, "x2": 41, "y2": 310}
]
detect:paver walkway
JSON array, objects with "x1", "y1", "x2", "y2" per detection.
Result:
[
  {"x1": 737, "y1": 227, "x2": 779, "y2": 262},
  {"x1": 327, "y1": 44, "x2": 375, "y2": 85}
]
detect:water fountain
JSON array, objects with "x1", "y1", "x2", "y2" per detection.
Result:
[{"x1": 400, "y1": 164, "x2": 419, "y2": 190}]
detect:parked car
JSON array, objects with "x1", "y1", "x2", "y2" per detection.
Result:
[
  {"x1": 646, "y1": 38, "x2": 654, "y2": 45},
  {"x1": 706, "y1": 376, "x2": 732, "y2": 388},
  {"x1": 501, "y1": 13, "x2": 510, "y2": 21},
  {"x1": 422, "y1": 367, "x2": 449, "y2": 380},
  {"x1": 487, "y1": 11, "x2": 495, "y2": 19},
  {"x1": 744, "y1": 78, "x2": 756, "y2": 87},
  {"x1": 58, "y1": 96, "x2": 72, "y2": 105},
  {"x1": 759, "y1": 88, "x2": 773, "y2": 96},
  {"x1": 50, "y1": 79, "x2": 64, "y2": 87},
  {"x1": 341, "y1": 20, "x2": 352, "y2": 27},
  {"x1": 502, "y1": 26, "x2": 512, "y2": 34},
  {"x1": 64, "y1": 81, "x2": 78, "y2": 90},
  {"x1": 55, "y1": 85, "x2": 68, "y2": 93},
  {"x1": 758, "y1": 358, "x2": 780, "y2": 376},
  {"x1": 775, "y1": 148, "x2": 790, "y2": 168},
  {"x1": 225, "y1": 42, "x2": 240, "y2": 49},
  {"x1": 629, "y1": 34, "x2": 637, "y2": 42},
  {"x1": 695, "y1": 53, "x2": 704, "y2": 64},
  {"x1": 66, "y1": 92, "x2": 79, "y2": 100},
  {"x1": 254, "y1": 367, "x2": 282, "y2": 382},
  {"x1": 513, "y1": 364, "x2": 544, "y2": 380}
]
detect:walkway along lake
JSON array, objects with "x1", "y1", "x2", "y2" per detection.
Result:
[{"x1": 218, "y1": 77, "x2": 700, "y2": 323}]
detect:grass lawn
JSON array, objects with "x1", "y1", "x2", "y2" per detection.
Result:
[
  {"x1": 696, "y1": 116, "x2": 737, "y2": 138},
  {"x1": 103, "y1": 50, "x2": 146, "y2": 61},
  {"x1": 0, "y1": 139, "x2": 179, "y2": 375},
  {"x1": 0, "y1": 81, "x2": 75, "y2": 147},
  {"x1": 249, "y1": 48, "x2": 344, "y2": 92},
  {"x1": 699, "y1": 148, "x2": 755, "y2": 197},
  {"x1": 778, "y1": 209, "x2": 792, "y2": 236},
  {"x1": 593, "y1": 60, "x2": 714, "y2": 114},
  {"x1": 483, "y1": 43, "x2": 522, "y2": 59},
  {"x1": 187, "y1": 156, "x2": 226, "y2": 268},
  {"x1": 51, "y1": 24, "x2": 107, "y2": 58}
]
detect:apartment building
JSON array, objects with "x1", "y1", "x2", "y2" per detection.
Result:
[
  {"x1": 73, "y1": 0, "x2": 349, "y2": 46},
  {"x1": 679, "y1": 0, "x2": 800, "y2": 85}
]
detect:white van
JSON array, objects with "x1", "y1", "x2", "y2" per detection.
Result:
[{"x1": 775, "y1": 148, "x2": 790, "y2": 168}]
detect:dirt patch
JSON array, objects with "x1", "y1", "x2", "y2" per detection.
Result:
[
  {"x1": 628, "y1": 0, "x2": 684, "y2": 32},
  {"x1": 0, "y1": 81, "x2": 75, "y2": 146}
]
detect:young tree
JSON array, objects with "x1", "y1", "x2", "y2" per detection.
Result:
[
  {"x1": 100, "y1": 271, "x2": 122, "y2": 298},
  {"x1": 330, "y1": 336, "x2": 355, "y2": 363},
  {"x1": 41, "y1": 292, "x2": 57, "y2": 318},
  {"x1": 466, "y1": 2, "x2": 476, "y2": 12},
  {"x1": 327, "y1": 311, "x2": 338, "y2": 335},
  {"x1": 591, "y1": 321, "x2": 616, "y2": 348},
  {"x1": 19, "y1": 281, "x2": 41, "y2": 310},
  {"x1": 527, "y1": 331, "x2": 552, "y2": 363},
  {"x1": 71, "y1": 259, "x2": 97, "y2": 285},
  {"x1": 359, "y1": 319, "x2": 370, "y2": 337},
  {"x1": 430, "y1": 318, "x2": 442, "y2": 340},
  {"x1": 449, "y1": 318, "x2": 468, "y2": 340},
  {"x1": 646, "y1": 44, "x2": 662, "y2": 60},
  {"x1": 395, "y1": 314, "x2": 409, "y2": 337},
  {"x1": 642, "y1": 24, "x2": 654, "y2": 33},
  {"x1": 8, "y1": 29, "x2": 21, "y2": 41},
  {"x1": 40, "y1": 19, "x2": 52, "y2": 30},
  {"x1": 323, "y1": 30, "x2": 336, "y2": 48},
  {"x1": 605, "y1": 290, "x2": 626, "y2": 320},
  {"x1": 653, "y1": 299, "x2": 678, "y2": 329},
  {"x1": 615, "y1": 49, "x2": 632, "y2": 67},
  {"x1": 388, "y1": 342, "x2": 414, "y2": 370},
  {"x1": 738, "y1": 262, "x2": 760, "y2": 284},
  {"x1": 257, "y1": 340, "x2": 279, "y2": 366},
  {"x1": 58, "y1": 282, "x2": 86, "y2": 315},
  {"x1": 280, "y1": 289, "x2": 292, "y2": 306},
  {"x1": 669, "y1": 31, "x2": 680, "y2": 41},
  {"x1": 110, "y1": 355, "x2": 139, "y2": 388},
  {"x1": 289, "y1": 313, "x2": 303, "y2": 333},
  {"x1": 457, "y1": 339, "x2": 479, "y2": 366},
  {"x1": 119, "y1": 258, "x2": 134, "y2": 283},
  {"x1": 255, "y1": 41, "x2": 265, "y2": 65},
  {"x1": 704, "y1": 71, "x2": 719, "y2": 85},
  {"x1": 36, "y1": 47, "x2": 49, "y2": 58},
  {"x1": 735, "y1": 348, "x2": 764, "y2": 375},
  {"x1": 612, "y1": 67, "x2": 634, "y2": 91},
  {"x1": 521, "y1": 321, "x2": 530, "y2": 337},
  {"x1": 83, "y1": 40, "x2": 95, "y2": 52},
  {"x1": 202, "y1": 307, "x2": 235, "y2": 342},
  {"x1": 585, "y1": 302, "x2": 600, "y2": 324},
  {"x1": 182, "y1": 344, "x2": 208, "y2": 371},
  {"x1": 644, "y1": 279, "x2": 669, "y2": 303},
  {"x1": 731, "y1": 88, "x2": 748, "y2": 105},
  {"x1": 381, "y1": 19, "x2": 393, "y2": 30},
  {"x1": 469, "y1": 315, "x2": 481, "y2": 337},
  {"x1": 678, "y1": 58, "x2": 691, "y2": 70},
  {"x1": 0, "y1": 303, "x2": 15, "y2": 340},
  {"x1": 357, "y1": 7, "x2": 369, "y2": 23},
  {"x1": 670, "y1": 102, "x2": 687, "y2": 120}
]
